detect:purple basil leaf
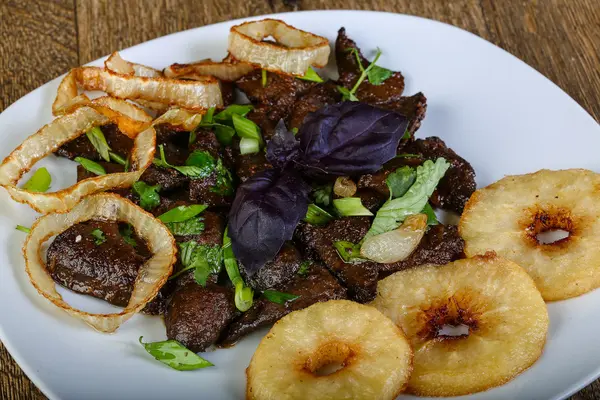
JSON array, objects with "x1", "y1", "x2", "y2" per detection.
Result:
[
  {"x1": 297, "y1": 101, "x2": 409, "y2": 176},
  {"x1": 266, "y1": 120, "x2": 300, "y2": 169},
  {"x1": 228, "y1": 168, "x2": 310, "y2": 277}
]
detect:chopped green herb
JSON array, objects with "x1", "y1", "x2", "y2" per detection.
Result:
[
  {"x1": 223, "y1": 228, "x2": 254, "y2": 312},
  {"x1": 22, "y1": 167, "x2": 51, "y2": 193},
  {"x1": 214, "y1": 125, "x2": 237, "y2": 146},
  {"x1": 297, "y1": 261, "x2": 311, "y2": 277},
  {"x1": 91, "y1": 228, "x2": 106, "y2": 245},
  {"x1": 153, "y1": 145, "x2": 205, "y2": 178},
  {"x1": 119, "y1": 224, "x2": 137, "y2": 247},
  {"x1": 402, "y1": 129, "x2": 411, "y2": 140},
  {"x1": 239, "y1": 137, "x2": 260, "y2": 155},
  {"x1": 85, "y1": 126, "x2": 111, "y2": 161},
  {"x1": 15, "y1": 225, "x2": 30, "y2": 234},
  {"x1": 313, "y1": 184, "x2": 333, "y2": 207},
  {"x1": 165, "y1": 217, "x2": 205, "y2": 236},
  {"x1": 367, "y1": 64, "x2": 393, "y2": 85},
  {"x1": 365, "y1": 158, "x2": 450, "y2": 239},
  {"x1": 171, "y1": 241, "x2": 222, "y2": 286},
  {"x1": 334, "y1": 240, "x2": 366, "y2": 264},
  {"x1": 202, "y1": 107, "x2": 215, "y2": 124},
  {"x1": 158, "y1": 204, "x2": 208, "y2": 223},
  {"x1": 422, "y1": 203, "x2": 439, "y2": 226},
  {"x1": 291, "y1": 127, "x2": 299, "y2": 135},
  {"x1": 132, "y1": 181, "x2": 161, "y2": 210},
  {"x1": 297, "y1": 66, "x2": 324, "y2": 83},
  {"x1": 232, "y1": 113, "x2": 263, "y2": 144},
  {"x1": 396, "y1": 153, "x2": 420, "y2": 159},
  {"x1": 75, "y1": 157, "x2": 106, "y2": 176},
  {"x1": 262, "y1": 290, "x2": 300, "y2": 305},
  {"x1": 211, "y1": 158, "x2": 234, "y2": 196},
  {"x1": 261, "y1": 69, "x2": 268, "y2": 87},
  {"x1": 333, "y1": 197, "x2": 373, "y2": 217},
  {"x1": 108, "y1": 152, "x2": 128, "y2": 167},
  {"x1": 337, "y1": 86, "x2": 358, "y2": 102},
  {"x1": 185, "y1": 151, "x2": 216, "y2": 179},
  {"x1": 338, "y1": 48, "x2": 391, "y2": 101},
  {"x1": 304, "y1": 203, "x2": 334, "y2": 225},
  {"x1": 198, "y1": 105, "x2": 253, "y2": 146},
  {"x1": 386, "y1": 166, "x2": 416, "y2": 199},
  {"x1": 139, "y1": 337, "x2": 213, "y2": 371},
  {"x1": 213, "y1": 104, "x2": 253, "y2": 122}
]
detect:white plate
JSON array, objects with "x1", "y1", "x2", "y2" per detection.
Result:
[{"x1": 0, "y1": 10, "x2": 599, "y2": 400}]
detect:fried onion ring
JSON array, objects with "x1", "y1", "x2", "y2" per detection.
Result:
[
  {"x1": 228, "y1": 19, "x2": 330, "y2": 75},
  {"x1": 152, "y1": 108, "x2": 204, "y2": 131},
  {"x1": 164, "y1": 59, "x2": 255, "y2": 82},
  {"x1": 23, "y1": 193, "x2": 176, "y2": 333},
  {"x1": 0, "y1": 105, "x2": 155, "y2": 213}
]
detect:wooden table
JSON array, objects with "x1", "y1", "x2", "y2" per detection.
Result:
[{"x1": 1, "y1": 1, "x2": 599, "y2": 399}]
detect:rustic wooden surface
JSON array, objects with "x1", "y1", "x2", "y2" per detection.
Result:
[{"x1": 1, "y1": 0, "x2": 599, "y2": 398}]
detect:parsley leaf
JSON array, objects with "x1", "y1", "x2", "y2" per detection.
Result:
[
  {"x1": 165, "y1": 217, "x2": 205, "y2": 236},
  {"x1": 139, "y1": 337, "x2": 213, "y2": 371},
  {"x1": 297, "y1": 66, "x2": 324, "y2": 83},
  {"x1": 158, "y1": 204, "x2": 208, "y2": 236},
  {"x1": 312, "y1": 184, "x2": 333, "y2": 207},
  {"x1": 337, "y1": 47, "x2": 392, "y2": 101},
  {"x1": 132, "y1": 181, "x2": 161, "y2": 210},
  {"x1": 333, "y1": 240, "x2": 366, "y2": 264},
  {"x1": 119, "y1": 224, "x2": 137, "y2": 247},
  {"x1": 171, "y1": 241, "x2": 222, "y2": 286},
  {"x1": 185, "y1": 151, "x2": 216, "y2": 178},
  {"x1": 262, "y1": 290, "x2": 300, "y2": 305},
  {"x1": 211, "y1": 158, "x2": 234, "y2": 196},
  {"x1": 297, "y1": 261, "x2": 311, "y2": 277},
  {"x1": 153, "y1": 145, "x2": 205, "y2": 178},
  {"x1": 367, "y1": 64, "x2": 393, "y2": 85},
  {"x1": 91, "y1": 228, "x2": 106, "y2": 245}
]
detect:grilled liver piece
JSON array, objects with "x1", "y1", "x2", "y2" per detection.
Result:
[
  {"x1": 56, "y1": 123, "x2": 133, "y2": 161},
  {"x1": 240, "y1": 242, "x2": 303, "y2": 291}
]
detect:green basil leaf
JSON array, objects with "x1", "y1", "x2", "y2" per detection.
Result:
[
  {"x1": 15, "y1": 225, "x2": 30, "y2": 234},
  {"x1": 75, "y1": 157, "x2": 106, "y2": 176},
  {"x1": 223, "y1": 228, "x2": 254, "y2": 312},
  {"x1": 367, "y1": 64, "x2": 393, "y2": 85},
  {"x1": 85, "y1": 126, "x2": 111, "y2": 161},
  {"x1": 297, "y1": 261, "x2": 311, "y2": 277},
  {"x1": 210, "y1": 158, "x2": 234, "y2": 196},
  {"x1": 333, "y1": 197, "x2": 373, "y2": 217},
  {"x1": 297, "y1": 66, "x2": 324, "y2": 83},
  {"x1": 422, "y1": 203, "x2": 439, "y2": 226},
  {"x1": 158, "y1": 204, "x2": 208, "y2": 223},
  {"x1": 22, "y1": 167, "x2": 51, "y2": 193},
  {"x1": 139, "y1": 337, "x2": 213, "y2": 371},
  {"x1": 91, "y1": 228, "x2": 106, "y2": 245},
  {"x1": 165, "y1": 217, "x2": 205, "y2": 236},
  {"x1": 119, "y1": 224, "x2": 137, "y2": 247},
  {"x1": 214, "y1": 104, "x2": 253, "y2": 122},
  {"x1": 262, "y1": 290, "x2": 300, "y2": 305},
  {"x1": 185, "y1": 151, "x2": 216, "y2": 178},
  {"x1": 386, "y1": 166, "x2": 416, "y2": 199},
  {"x1": 304, "y1": 203, "x2": 334, "y2": 225},
  {"x1": 333, "y1": 240, "x2": 366, "y2": 264},
  {"x1": 132, "y1": 181, "x2": 161, "y2": 210},
  {"x1": 366, "y1": 158, "x2": 450, "y2": 238}
]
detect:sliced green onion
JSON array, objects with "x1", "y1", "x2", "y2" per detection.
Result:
[
  {"x1": 232, "y1": 114, "x2": 262, "y2": 143},
  {"x1": 109, "y1": 152, "x2": 128, "y2": 166},
  {"x1": 214, "y1": 125, "x2": 236, "y2": 146},
  {"x1": 297, "y1": 66, "x2": 324, "y2": 83},
  {"x1": 333, "y1": 240, "x2": 366, "y2": 264},
  {"x1": 85, "y1": 126, "x2": 111, "y2": 161},
  {"x1": 22, "y1": 167, "x2": 51, "y2": 193},
  {"x1": 158, "y1": 204, "x2": 208, "y2": 223},
  {"x1": 333, "y1": 197, "x2": 373, "y2": 216},
  {"x1": 261, "y1": 69, "x2": 267, "y2": 87},
  {"x1": 239, "y1": 137, "x2": 260, "y2": 155},
  {"x1": 139, "y1": 337, "x2": 213, "y2": 371},
  {"x1": 91, "y1": 228, "x2": 106, "y2": 245},
  {"x1": 262, "y1": 290, "x2": 300, "y2": 305},
  {"x1": 15, "y1": 225, "x2": 30, "y2": 234},
  {"x1": 223, "y1": 228, "x2": 254, "y2": 312},
  {"x1": 422, "y1": 203, "x2": 439, "y2": 226},
  {"x1": 214, "y1": 104, "x2": 253, "y2": 122},
  {"x1": 304, "y1": 204, "x2": 334, "y2": 225},
  {"x1": 75, "y1": 157, "x2": 106, "y2": 176}
]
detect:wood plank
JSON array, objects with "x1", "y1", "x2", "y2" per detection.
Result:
[
  {"x1": 0, "y1": 1, "x2": 77, "y2": 399},
  {"x1": 480, "y1": 0, "x2": 600, "y2": 122}
]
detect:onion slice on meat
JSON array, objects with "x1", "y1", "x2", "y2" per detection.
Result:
[
  {"x1": 164, "y1": 59, "x2": 254, "y2": 82},
  {"x1": 0, "y1": 105, "x2": 155, "y2": 213},
  {"x1": 23, "y1": 193, "x2": 176, "y2": 333},
  {"x1": 228, "y1": 19, "x2": 330, "y2": 75},
  {"x1": 152, "y1": 108, "x2": 204, "y2": 131},
  {"x1": 53, "y1": 54, "x2": 223, "y2": 115}
]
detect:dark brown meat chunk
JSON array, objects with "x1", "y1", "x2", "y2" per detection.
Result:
[
  {"x1": 235, "y1": 152, "x2": 272, "y2": 182},
  {"x1": 45, "y1": 220, "x2": 166, "y2": 313},
  {"x1": 220, "y1": 263, "x2": 346, "y2": 346},
  {"x1": 246, "y1": 105, "x2": 280, "y2": 141},
  {"x1": 379, "y1": 92, "x2": 428, "y2": 139},
  {"x1": 76, "y1": 162, "x2": 124, "y2": 181},
  {"x1": 240, "y1": 242, "x2": 303, "y2": 291},
  {"x1": 288, "y1": 81, "x2": 342, "y2": 131},
  {"x1": 356, "y1": 188, "x2": 387, "y2": 213},
  {"x1": 165, "y1": 283, "x2": 235, "y2": 352},
  {"x1": 56, "y1": 124, "x2": 133, "y2": 161},
  {"x1": 295, "y1": 218, "x2": 379, "y2": 303},
  {"x1": 187, "y1": 131, "x2": 233, "y2": 207},
  {"x1": 377, "y1": 224, "x2": 464, "y2": 279},
  {"x1": 404, "y1": 137, "x2": 476, "y2": 213},
  {"x1": 335, "y1": 28, "x2": 405, "y2": 105},
  {"x1": 140, "y1": 166, "x2": 189, "y2": 192}
]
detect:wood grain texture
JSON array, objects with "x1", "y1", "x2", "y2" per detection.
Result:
[{"x1": 1, "y1": 1, "x2": 599, "y2": 399}]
